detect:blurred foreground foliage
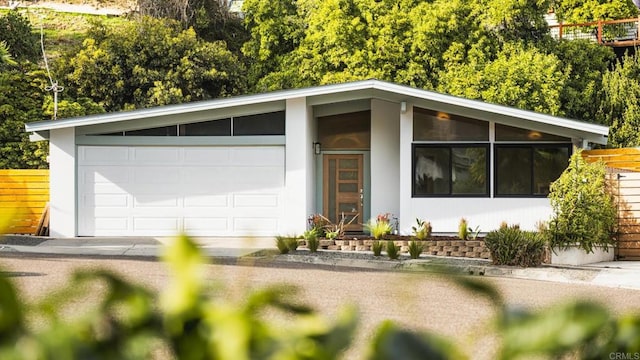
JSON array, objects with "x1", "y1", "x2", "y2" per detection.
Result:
[{"x1": 0, "y1": 232, "x2": 638, "y2": 359}]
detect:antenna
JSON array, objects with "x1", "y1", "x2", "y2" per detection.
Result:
[{"x1": 40, "y1": 18, "x2": 63, "y2": 120}]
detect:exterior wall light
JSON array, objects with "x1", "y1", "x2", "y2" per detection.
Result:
[
  {"x1": 436, "y1": 112, "x2": 450, "y2": 121},
  {"x1": 313, "y1": 142, "x2": 321, "y2": 155}
]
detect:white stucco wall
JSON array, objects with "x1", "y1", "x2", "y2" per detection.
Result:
[
  {"x1": 399, "y1": 103, "x2": 413, "y2": 234},
  {"x1": 409, "y1": 198, "x2": 552, "y2": 234},
  {"x1": 49, "y1": 128, "x2": 76, "y2": 237},
  {"x1": 284, "y1": 97, "x2": 314, "y2": 234},
  {"x1": 370, "y1": 99, "x2": 400, "y2": 222}
]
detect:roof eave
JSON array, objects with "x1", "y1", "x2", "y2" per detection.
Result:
[
  {"x1": 24, "y1": 79, "x2": 609, "y2": 142},
  {"x1": 24, "y1": 80, "x2": 380, "y2": 133}
]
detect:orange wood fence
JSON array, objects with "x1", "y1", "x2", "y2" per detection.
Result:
[
  {"x1": 0, "y1": 169, "x2": 49, "y2": 235},
  {"x1": 583, "y1": 148, "x2": 640, "y2": 171},
  {"x1": 583, "y1": 149, "x2": 640, "y2": 259},
  {"x1": 610, "y1": 172, "x2": 640, "y2": 260}
]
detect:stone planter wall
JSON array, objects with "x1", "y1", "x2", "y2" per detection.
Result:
[{"x1": 302, "y1": 238, "x2": 491, "y2": 260}]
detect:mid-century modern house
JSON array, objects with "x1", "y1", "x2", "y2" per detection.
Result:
[{"x1": 25, "y1": 80, "x2": 609, "y2": 238}]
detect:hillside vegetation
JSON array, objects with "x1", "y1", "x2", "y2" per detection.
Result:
[
  {"x1": 0, "y1": 0, "x2": 134, "y2": 11},
  {"x1": 0, "y1": 7, "x2": 128, "y2": 58},
  {"x1": 3, "y1": 0, "x2": 640, "y2": 170}
]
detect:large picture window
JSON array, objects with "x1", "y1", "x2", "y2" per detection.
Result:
[
  {"x1": 495, "y1": 145, "x2": 571, "y2": 196},
  {"x1": 413, "y1": 144, "x2": 489, "y2": 197}
]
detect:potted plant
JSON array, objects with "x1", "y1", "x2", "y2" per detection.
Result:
[{"x1": 547, "y1": 149, "x2": 617, "y2": 265}]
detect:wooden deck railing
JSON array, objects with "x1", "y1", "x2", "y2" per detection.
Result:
[
  {"x1": 0, "y1": 169, "x2": 49, "y2": 235},
  {"x1": 549, "y1": 18, "x2": 640, "y2": 47}
]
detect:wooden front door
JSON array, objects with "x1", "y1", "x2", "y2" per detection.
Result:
[{"x1": 323, "y1": 154, "x2": 363, "y2": 232}]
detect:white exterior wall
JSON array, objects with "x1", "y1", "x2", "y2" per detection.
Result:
[
  {"x1": 410, "y1": 198, "x2": 552, "y2": 233},
  {"x1": 399, "y1": 103, "x2": 413, "y2": 234},
  {"x1": 370, "y1": 99, "x2": 400, "y2": 221},
  {"x1": 284, "y1": 97, "x2": 314, "y2": 234},
  {"x1": 49, "y1": 128, "x2": 77, "y2": 237}
]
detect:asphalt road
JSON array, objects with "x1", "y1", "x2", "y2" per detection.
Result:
[{"x1": 2, "y1": 255, "x2": 640, "y2": 359}]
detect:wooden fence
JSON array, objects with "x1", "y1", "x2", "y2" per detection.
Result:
[
  {"x1": 582, "y1": 148, "x2": 640, "y2": 171},
  {"x1": 0, "y1": 169, "x2": 49, "y2": 235},
  {"x1": 583, "y1": 149, "x2": 640, "y2": 259},
  {"x1": 611, "y1": 172, "x2": 640, "y2": 260}
]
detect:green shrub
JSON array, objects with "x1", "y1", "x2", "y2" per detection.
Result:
[
  {"x1": 411, "y1": 218, "x2": 432, "y2": 240},
  {"x1": 326, "y1": 230, "x2": 339, "y2": 240},
  {"x1": 307, "y1": 214, "x2": 329, "y2": 237},
  {"x1": 275, "y1": 235, "x2": 289, "y2": 254},
  {"x1": 407, "y1": 240, "x2": 424, "y2": 259},
  {"x1": 0, "y1": 10, "x2": 40, "y2": 62},
  {"x1": 386, "y1": 241, "x2": 400, "y2": 260},
  {"x1": 484, "y1": 225, "x2": 546, "y2": 267},
  {"x1": 307, "y1": 238, "x2": 319, "y2": 252},
  {"x1": 286, "y1": 236, "x2": 300, "y2": 251},
  {"x1": 304, "y1": 229, "x2": 319, "y2": 253},
  {"x1": 372, "y1": 240, "x2": 384, "y2": 256},
  {"x1": 458, "y1": 218, "x2": 469, "y2": 240},
  {"x1": 365, "y1": 217, "x2": 393, "y2": 240},
  {"x1": 548, "y1": 149, "x2": 617, "y2": 253}
]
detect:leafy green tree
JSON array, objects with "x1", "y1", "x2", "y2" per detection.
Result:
[
  {"x1": 137, "y1": 0, "x2": 248, "y2": 53},
  {"x1": 57, "y1": 16, "x2": 246, "y2": 112},
  {"x1": 600, "y1": 52, "x2": 640, "y2": 147},
  {"x1": 472, "y1": 0, "x2": 552, "y2": 45},
  {"x1": 241, "y1": 0, "x2": 307, "y2": 90},
  {"x1": 244, "y1": 0, "x2": 494, "y2": 91},
  {"x1": 0, "y1": 58, "x2": 103, "y2": 169},
  {"x1": 0, "y1": 64, "x2": 49, "y2": 169},
  {"x1": 241, "y1": 0, "x2": 568, "y2": 104},
  {"x1": 553, "y1": 0, "x2": 638, "y2": 23},
  {"x1": 438, "y1": 44, "x2": 568, "y2": 115},
  {"x1": 0, "y1": 10, "x2": 40, "y2": 63},
  {"x1": 552, "y1": 40, "x2": 615, "y2": 122}
]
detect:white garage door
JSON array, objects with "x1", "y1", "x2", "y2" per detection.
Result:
[{"x1": 77, "y1": 146, "x2": 285, "y2": 236}]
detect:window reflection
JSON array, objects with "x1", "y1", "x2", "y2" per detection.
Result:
[
  {"x1": 413, "y1": 145, "x2": 488, "y2": 196},
  {"x1": 495, "y1": 145, "x2": 570, "y2": 196},
  {"x1": 413, "y1": 108, "x2": 489, "y2": 141}
]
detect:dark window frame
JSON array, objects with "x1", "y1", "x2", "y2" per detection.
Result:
[
  {"x1": 494, "y1": 143, "x2": 572, "y2": 198},
  {"x1": 90, "y1": 111, "x2": 286, "y2": 137},
  {"x1": 233, "y1": 111, "x2": 285, "y2": 136},
  {"x1": 412, "y1": 143, "x2": 490, "y2": 198}
]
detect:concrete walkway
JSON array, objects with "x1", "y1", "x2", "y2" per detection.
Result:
[
  {"x1": 1, "y1": 235, "x2": 640, "y2": 291},
  {"x1": 0, "y1": 236, "x2": 274, "y2": 258}
]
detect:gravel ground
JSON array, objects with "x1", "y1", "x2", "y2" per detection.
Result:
[{"x1": 1, "y1": 254, "x2": 639, "y2": 359}]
